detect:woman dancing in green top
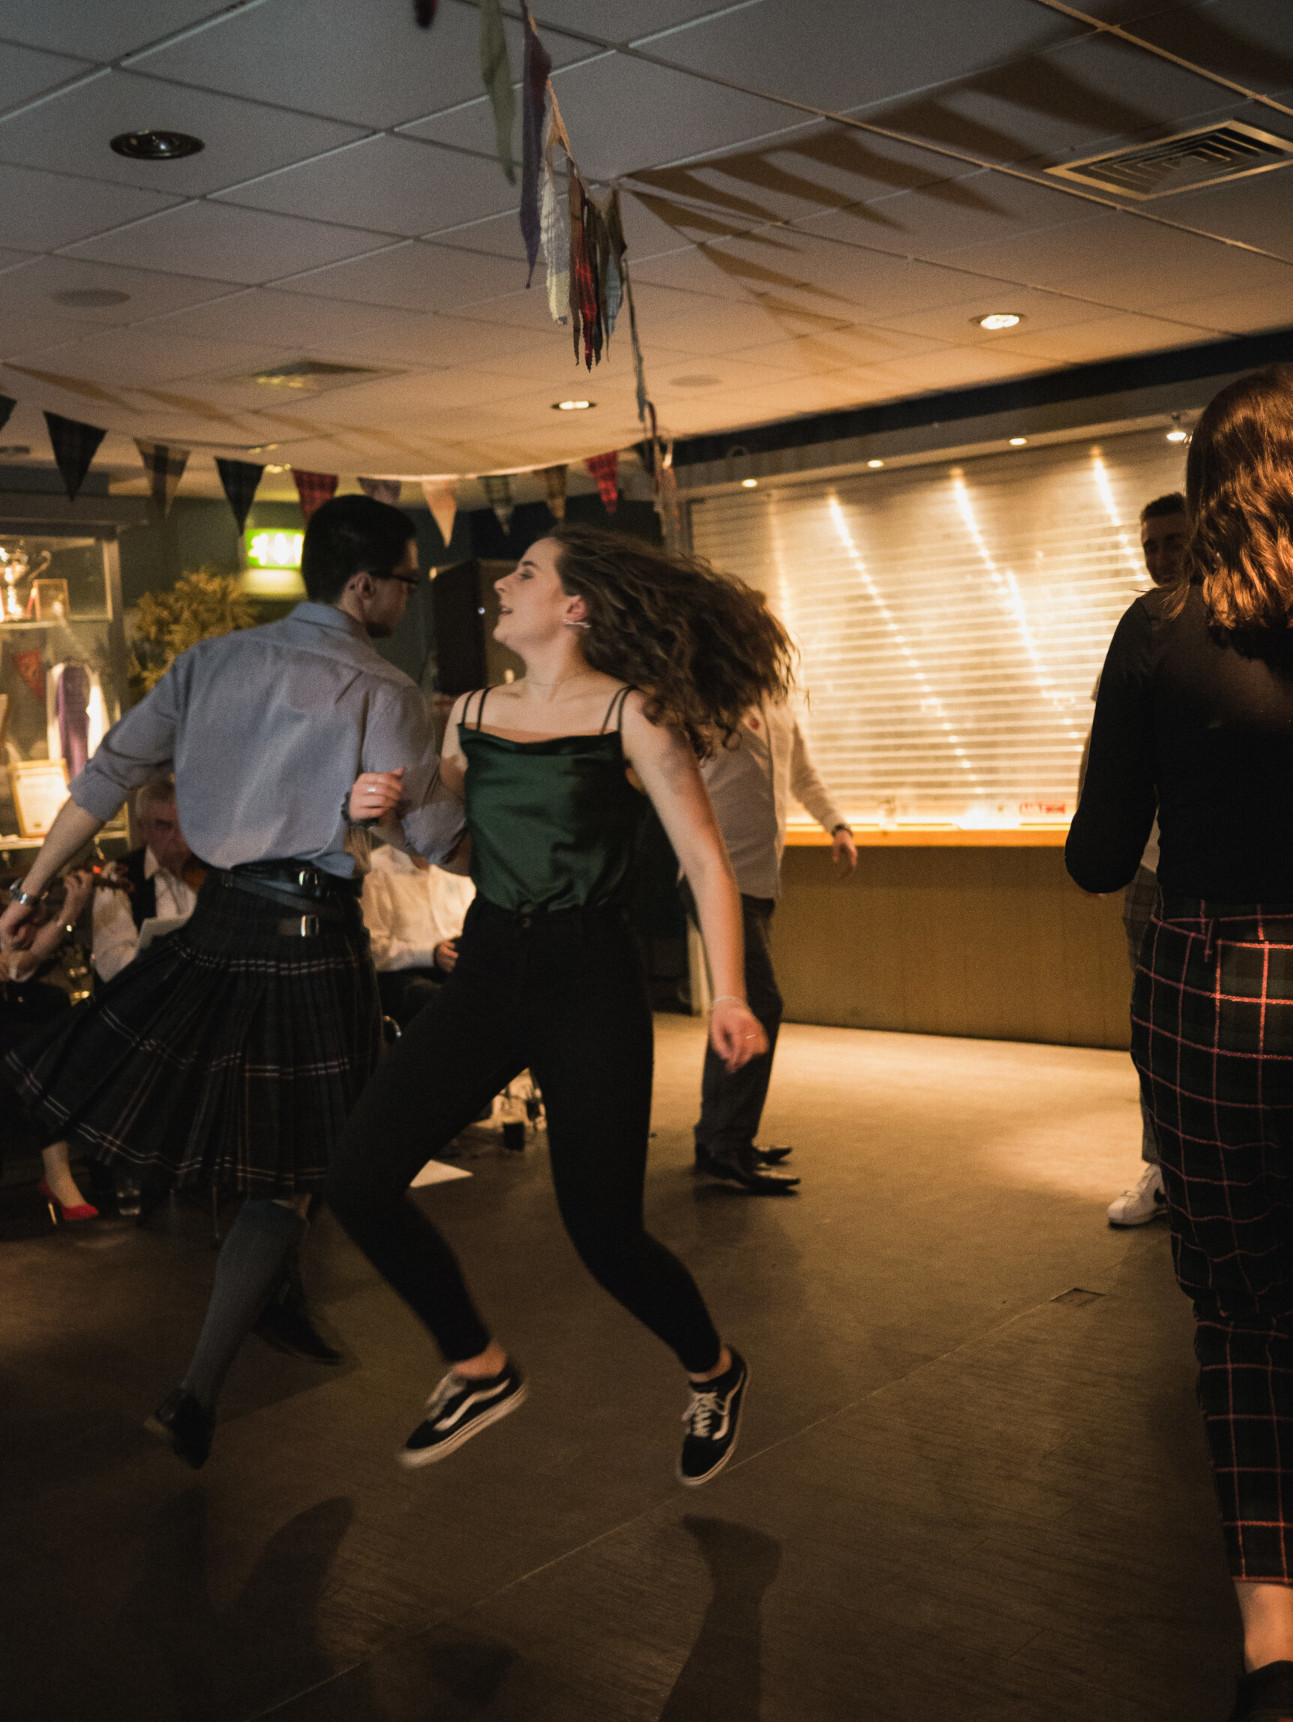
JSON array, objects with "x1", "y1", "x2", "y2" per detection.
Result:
[{"x1": 329, "y1": 523, "x2": 793, "y2": 1485}]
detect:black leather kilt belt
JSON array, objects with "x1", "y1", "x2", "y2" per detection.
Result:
[{"x1": 212, "y1": 859, "x2": 364, "y2": 937}]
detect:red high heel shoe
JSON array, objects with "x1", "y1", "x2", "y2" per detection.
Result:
[{"x1": 39, "y1": 1177, "x2": 99, "y2": 1223}]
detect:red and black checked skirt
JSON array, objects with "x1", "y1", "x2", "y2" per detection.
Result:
[
  {"x1": 1132, "y1": 898, "x2": 1293, "y2": 1582},
  {"x1": 4, "y1": 877, "x2": 380, "y2": 1198}
]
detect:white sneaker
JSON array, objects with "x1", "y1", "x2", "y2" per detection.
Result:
[{"x1": 1107, "y1": 1164, "x2": 1167, "y2": 1228}]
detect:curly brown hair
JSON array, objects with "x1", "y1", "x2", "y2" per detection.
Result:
[
  {"x1": 1174, "y1": 365, "x2": 1293, "y2": 632},
  {"x1": 545, "y1": 523, "x2": 795, "y2": 754}
]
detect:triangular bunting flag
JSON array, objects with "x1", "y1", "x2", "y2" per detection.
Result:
[
  {"x1": 421, "y1": 482, "x2": 457, "y2": 551},
  {"x1": 479, "y1": 0, "x2": 516, "y2": 184},
  {"x1": 482, "y1": 473, "x2": 515, "y2": 533},
  {"x1": 520, "y1": 2, "x2": 552, "y2": 286},
  {"x1": 540, "y1": 463, "x2": 567, "y2": 521},
  {"x1": 292, "y1": 468, "x2": 338, "y2": 521},
  {"x1": 359, "y1": 477, "x2": 403, "y2": 506},
  {"x1": 216, "y1": 457, "x2": 265, "y2": 532},
  {"x1": 135, "y1": 439, "x2": 190, "y2": 520},
  {"x1": 585, "y1": 451, "x2": 619, "y2": 514},
  {"x1": 11, "y1": 647, "x2": 44, "y2": 704},
  {"x1": 44, "y1": 411, "x2": 107, "y2": 503},
  {"x1": 0, "y1": 395, "x2": 15, "y2": 437}
]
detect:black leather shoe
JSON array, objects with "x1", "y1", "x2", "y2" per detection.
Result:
[
  {"x1": 757, "y1": 1144, "x2": 793, "y2": 1165},
  {"x1": 696, "y1": 1148, "x2": 800, "y2": 1194},
  {"x1": 145, "y1": 1389, "x2": 213, "y2": 1469},
  {"x1": 1229, "y1": 1661, "x2": 1293, "y2": 1721},
  {"x1": 254, "y1": 1282, "x2": 344, "y2": 1365}
]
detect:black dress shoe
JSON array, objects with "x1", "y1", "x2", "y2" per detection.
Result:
[
  {"x1": 145, "y1": 1389, "x2": 213, "y2": 1469},
  {"x1": 756, "y1": 1144, "x2": 793, "y2": 1165},
  {"x1": 1229, "y1": 1661, "x2": 1293, "y2": 1721},
  {"x1": 254, "y1": 1283, "x2": 344, "y2": 1365},
  {"x1": 696, "y1": 1148, "x2": 799, "y2": 1194}
]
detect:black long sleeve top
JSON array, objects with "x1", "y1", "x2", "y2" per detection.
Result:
[{"x1": 1067, "y1": 581, "x2": 1293, "y2": 900}]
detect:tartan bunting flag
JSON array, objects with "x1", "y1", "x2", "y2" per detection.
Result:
[
  {"x1": 292, "y1": 468, "x2": 338, "y2": 521},
  {"x1": 421, "y1": 482, "x2": 457, "y2": 550},
  {"x1": 540, "y1": 101, "x2": 570, "y2": 324},
  {"x1": 0, "y1": 395, "x2": 15, "y2": 437},
  {"x1": 479, "y1": 0, "x2": 516, "y2": 184},
  {"x1": 540, "y1": 463, "x2": 567, "y2": 520},
  {"x1": 44, "y1": 411, "x2": 106, "y2": 503},
  {"x1": 11, "y1": 648, "x2": 45, "y2": 704},
  {"x1": 135, "y1": 439, "x2": 190, "y2": 520},
  {"x1": 215, "y1": 457, "x2": 265, "y2": 532},
  {"x1": 604, "y1": 191, "x2": 626, "y2": 337},
  {"x1": 520, "y1": 2, "x2": 552, "y2": 286},
  {"x1": 585, "y1": 451, "x2": 618, "y2": 514},
  {"x1": 359, "y1": 477, "x2": 402, "y2": 506},
  {"x1": 482, "y1": 473, "x2": 515, "y2": 533}
]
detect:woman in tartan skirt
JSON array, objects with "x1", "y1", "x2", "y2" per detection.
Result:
[{"x1": 1069, "y1": 365, "x2": 1293, "y2": 1722}]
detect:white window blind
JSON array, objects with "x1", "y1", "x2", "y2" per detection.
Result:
[{"x1": 687, "y1": 428, "x2": 1187, "y2": 830}]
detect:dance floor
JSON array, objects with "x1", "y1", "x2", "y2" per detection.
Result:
[{"x1": 1, "y1": 1017, "x2": 1234, "y2": 1721}]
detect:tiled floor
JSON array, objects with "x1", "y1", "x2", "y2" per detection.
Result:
[{"x1": 0, "y1": 1018, "x2": 1236, "y2": 1721}]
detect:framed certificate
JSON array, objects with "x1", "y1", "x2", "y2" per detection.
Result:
[{"x1": 6, "y1": 759, "x2": 68, "y2": 838}]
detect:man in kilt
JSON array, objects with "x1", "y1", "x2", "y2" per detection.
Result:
[{"x1": 0, "y1": 494, "x2": 462, "y2": 1468}]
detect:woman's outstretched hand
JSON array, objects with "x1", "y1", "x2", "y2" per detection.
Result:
[
  {"x1": 709, "y1": 999, "x2": 768, "y2": 1072},
  {"x1": 350, "y1": 768, "x2": 405, "y2": 824}
]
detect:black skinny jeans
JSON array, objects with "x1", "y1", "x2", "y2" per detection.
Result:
[{"x1": 327, "y1": 898, "x2": 722, "y2": 1374}]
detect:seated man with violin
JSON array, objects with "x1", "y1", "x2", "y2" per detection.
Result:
[{"x1": 92, "y1": 776, "x2": 204, "y2": 980}]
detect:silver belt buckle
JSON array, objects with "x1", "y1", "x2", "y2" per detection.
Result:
[{"x1": 298, "y1": 913, "x2": 320, "y2": 938}]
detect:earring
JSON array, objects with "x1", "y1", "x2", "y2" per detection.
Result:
[{"x1": 563, "y1": 619, "x2": 591, "y2": 630}]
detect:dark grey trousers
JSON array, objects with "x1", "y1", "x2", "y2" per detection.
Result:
[{"x1": 682, "y1": 886, "x2": 785, "y2": 1162}]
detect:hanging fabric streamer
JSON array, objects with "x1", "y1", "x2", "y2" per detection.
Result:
[
  {"x1": 216, "y1": 457, "x2": 265, "y2": 532},
  {"x1": 540, "y1": 100, "x2": 571, "y2": 324},
  {"x1": 413, "y1": 0, "x2": 438, "y2": 23},
  {"x1": 482, "y1": 473, "x2": 515, "y2": 533},
  {"x1": 422, "y1": 481, "x2": 458, "y2": 550},
  {"x1": 540, "y1": 464, "x2": 567, "y2": 520},
  {"x1": 359, "y1": 477, "x2": 403, "y2": 506},
  {"x1": 603, "y1": 193, "x2": 626, "y2": 338},
  {"x1": 520, "y1": 2, "x2": 552, "y2": 287},
  {"x1": 44, "y1": 412, "x2": 107, "y2": 503},
  {"x1": 11, "y1": 648, "x2": 44, "y2": 705},
  {"x1": 585, "y1": 451, "x2": 619, "y2": 515},
  {"x1": 479, "y1": 0, "x2": 516, "y2": 184},
  {"x1": 292, "y1": 469, "x2": 338, "y2": 521},
  {"x1": 570, "y1": 180, "x2": 603, "y2": 370},
  {"x1": 135, "y1": 440, "x2": 190, "y2": 521}
]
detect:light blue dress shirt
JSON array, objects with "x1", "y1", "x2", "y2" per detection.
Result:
[{"x1": 71, "y1": 602, "x2": 462, "y2": 877}]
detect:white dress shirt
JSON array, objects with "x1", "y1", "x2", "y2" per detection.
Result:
[
  {"x1": 362, "y1": 846, "x2": 476, "y2": 973},
  {"x1": 92, "y1": 848, "x2": 199, "y2": 982},
  {"x1": 699, "y1": 699, "x2": 848, "y2": 899}
]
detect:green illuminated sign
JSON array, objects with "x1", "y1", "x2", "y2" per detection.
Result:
[{"x1": 245, "y1": 529, "x2": 303, "y2": 570}]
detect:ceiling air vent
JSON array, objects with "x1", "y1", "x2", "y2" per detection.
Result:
[
  {"x1": 1045, "y1": 121, "x2": 1293, "y2": 199},
  {"x1": 232, "y1": 359, "x2": 398, "y2": 392}
]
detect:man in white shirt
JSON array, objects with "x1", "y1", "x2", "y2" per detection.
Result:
[
  {"x1": 687, "y1": 698, "x2": 857, "y2": 1193},
  {"x1": 92, "y1": 777, "x2": 199, "y2": 981},
  {"x1": 362, "y1": 846, "x2": 475, "y2": 1027}
]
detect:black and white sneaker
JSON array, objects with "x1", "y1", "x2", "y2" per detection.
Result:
[
  {"x1": 678, "y1": 1349, "x2": 748, "y2": 1487},
  {"x1": 399, "y1": 1362, "x2": 527, "y2": 1468}
]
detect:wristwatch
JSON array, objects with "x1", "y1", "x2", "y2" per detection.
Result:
[
  {"x1": 831, "y1": 824, "x2": 853, "y2": 836},
  {"x1": 13, "y1": 885, "x2": 45, "y2": 907}
]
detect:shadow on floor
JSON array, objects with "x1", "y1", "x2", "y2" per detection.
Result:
[{"x1": 658, "y1": 1517, "x2": 781, "y2": 1721}]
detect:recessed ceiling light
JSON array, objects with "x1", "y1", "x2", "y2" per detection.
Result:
[
  {"x1": 741, "y1": 478, "x2": 758, "y2": 489},
  {"x1": 1008, "y1": 436, "x2": 1028, "y2": 446},
  {"x1": 867, "y1": 458, "x2": 884, "y2": 469},
  {"x1": 1166, "y1": 428, "x2": 1189, "y2": 443},
  {"x1": 554, "y1": 399, "x2": 594, "y2": 411},
  {"x1": 51, "y1": 287, "x2": 130, "y2": 308},
  {"x1": 264, "y1": 464, "x2": 289, "y2": 473},
  {"x1": 110, "y1": 129, "x2": 204, "y2": 161},
  {"x1": 978, "y1": 313, "x2": 1023, "y2": 330}
]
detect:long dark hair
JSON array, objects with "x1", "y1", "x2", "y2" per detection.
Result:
[
  {"x1": 1175, "y1": 365, "x2": 1293, "y2": 632},
  {"x1": 545, "y1": 524, "x2": 795, "y2": 754}
]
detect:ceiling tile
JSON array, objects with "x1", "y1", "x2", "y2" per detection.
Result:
[
  {"x1": 143, "y1": 288, "x2": 430, "y2": 346},
  {"x1": 131, "y1": 0, "x2": 588, "y2": 130},
  {"x1": 641, "y1": 0, "x2": 1083, "y2": 115},
  {"x1": 812, "y1": 173, "x2": 1099, "y2": 265},
  {"x1": 63, "y1": 203, "x2": 395, "y2": 286},
  {"x1": 277, "y1": 240, "x2": 530, "y2": 312},
  {"x1": 408, "y1": 52, "x2": 801, "y2": 181},
  {"x1": 1151, "y1": 165, "x2": 1293, "y2": 264},
  {"x1": 417, "y1": 209, "x2": 528, "y2": 260},
  {"x1": 1129, "y1": 0, "x2": 1293, "y2": 101},
  {"x1": 532, "y1": 1, "x2": 739, "y2": 39},
  {"x1": 408, "y1": 313, "x2": 566, "y2": 366},
  {"x1": 1000, "y1": 309, "x2": 1223, "y2": 364},
  {"x1": 2, "y1": 326, "x2": 280, "y2": 386},
  {"x1": 0, "y1": 1, "x2": 229, "y2": 61},
  {"x1": 0, "y1": 160, "x2": 182, "y2": 250},
  {"x1": 1149, "y1": 285, "x2": 1293, "y2": 336},
  {"x1": 0, "y1": 40, "x2": 92, "y2": 109},
  {"x1": 0, "y1": 70, "x2": 366, "y2": 197},
  {"x1": 868, "y1": 34, "x2": 1239, "y2": 171},
  {"x1": 0, "y1": 254, "x2": 238, "y2": 321},
  {"x1": 217, "y1": 136, "x2": 518, "y2": 239}
]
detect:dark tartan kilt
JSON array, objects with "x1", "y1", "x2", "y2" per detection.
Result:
[
  {"x1": 1131, "y1": 899, "x2": 1293, "y2": 1580},
  {"x1": 4, "y1": 876, "x2": 380, "y2": 1198}
]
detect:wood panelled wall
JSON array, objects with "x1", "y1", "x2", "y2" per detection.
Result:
[{"x1": 772, "y1": 845, "x2": 1133, "y2": 1050}]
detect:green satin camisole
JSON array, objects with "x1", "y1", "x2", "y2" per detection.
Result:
[{"x1": 459, "y1": 685, "x2": 646, "y2": 913}]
